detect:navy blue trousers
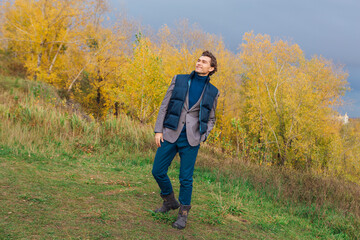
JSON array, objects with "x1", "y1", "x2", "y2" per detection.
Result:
[{"x1": 152, "y1": 133, "x2": 200, "y2": 205}]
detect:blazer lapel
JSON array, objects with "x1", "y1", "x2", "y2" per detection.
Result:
[{"x1": 184, "y1": 93, "x2": 189, "y2": 111}]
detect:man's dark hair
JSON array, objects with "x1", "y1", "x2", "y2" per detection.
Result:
[{"x1": 201, "y1": 50, "x2": 217, "y2": 76}]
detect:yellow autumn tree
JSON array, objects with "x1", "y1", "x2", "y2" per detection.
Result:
[
  {"x1": 120, "y1": 33, "x2": 167, "y2": 123},
  {"x1": 331, "y1": 119, "x2": 360, "y2": 182},
  {"x1": 156, "y1": 25, "x2": 182, "y2": 80},
  {"x1": 66, "y1": 3, "x2": 132, "y2": 120},
  {"x1": 237, "y1": 32, "x2": 348, "y2": 169},
  {"x1": 208, "y1": 40, "x2": 241, "y2": 149},
  {"x1": 1, "y1": 0, "x2": 92, "y2": 86},
  {"x1": 69, "y1": 24, "x2": 129, "y2": 120},
  {"x1": 1, "y1": 0, "x2": 134, "y2": 120}
]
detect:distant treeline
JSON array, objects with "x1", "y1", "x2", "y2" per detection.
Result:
[{"x1": 1, "y1": 0, "x2": 359, "y2": 183}]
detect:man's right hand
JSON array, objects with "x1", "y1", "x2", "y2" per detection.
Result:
[{"x1": 155, "y1": 133, "x2": 164, "y2": 147}]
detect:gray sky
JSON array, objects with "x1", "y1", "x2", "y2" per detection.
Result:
[{"x1": 110, "y1": 0, "x2": 360, "y2": 117}]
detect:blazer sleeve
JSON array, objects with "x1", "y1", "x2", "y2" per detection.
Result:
[
  {"x1": 202, "y1": 92, "x2": 220, "y2": 142},
  {"x1": 154, "y1": 75, "x2": 177, "y2": 133}
]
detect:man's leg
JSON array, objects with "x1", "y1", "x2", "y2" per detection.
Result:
[
  {"x1": 152, "y1": 140, "x2": 178, "y2": 196},
  {"x1": 152, "y1": 140, "x2": 180, "y2": 213},
  {"x1": 172, "y1": 135, "x2": 199, "y2": 229},
  {"x1": 177, "y1": 136, "x2": 200, "y2": 205}
]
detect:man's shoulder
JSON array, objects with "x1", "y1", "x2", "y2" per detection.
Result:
[
  {"x1": 208, "y1": 82, "x2": 219, "y2": 94},
  {"x1": 174, "y1": 73, "x2": 190, "y2": 79},
  {"x1": 176, "y1": 71, "x2": 195, "y2": 79},
  {"x1": 173, "y1": 74, "x2": 190, "y2": 84}
]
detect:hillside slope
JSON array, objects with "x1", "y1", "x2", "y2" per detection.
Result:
[{"x1": 0, "y1": 76, "x2": 359, "y2": 239}]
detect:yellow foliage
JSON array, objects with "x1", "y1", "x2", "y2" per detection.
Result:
[
  {"x1": 2, "y1": 0, "x2": 91, "y2": 86},
  {"x1": 237, "y1": 32, "x2": 349, "y2": 170},
  {"x1": 1, "y1": 2, "x2": 359, "y2": 183},
  {"x1": 120, "y1": 35, "x2": 167, "y2": 123}
]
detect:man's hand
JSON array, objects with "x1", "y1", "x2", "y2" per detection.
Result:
[{"x1": 155, "y1": 133, "x2": 164, "y2": 147}]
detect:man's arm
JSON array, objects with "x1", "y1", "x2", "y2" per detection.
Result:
[
  {"x1": 154, "y1": 75, "x2": 177, "y2": 133},
  {"x1": 202, "y1": 92, "x2": 220, "y2": 141}
]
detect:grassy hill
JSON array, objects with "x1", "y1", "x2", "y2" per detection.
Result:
[{"x1": 0, "y1": 75, "x2": 359, "y2": 239}]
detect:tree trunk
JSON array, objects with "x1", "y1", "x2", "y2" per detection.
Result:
[
  {"x1": 34, "y1": 52, "x2": 42, "y2": 81},
  {"x1": 114, "y1": 102, "x2": 119, "y2": 118}
]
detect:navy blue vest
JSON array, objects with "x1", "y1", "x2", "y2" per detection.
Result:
[{"x1": 163, "y1": 71, "x2": 218, "y2": 135}]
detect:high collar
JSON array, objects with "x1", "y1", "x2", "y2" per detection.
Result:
[{"x1": 189, "y1": 71, "x2": 210, "y2": 82}]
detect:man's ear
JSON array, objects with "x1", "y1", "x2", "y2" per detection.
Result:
[{"x1": 209, "y1": 67, "x2": 214, "y2": 73}]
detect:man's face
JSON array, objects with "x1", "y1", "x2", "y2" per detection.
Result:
[{"x1": 195, "y1": 56, "x2": 214, "y2": 76}]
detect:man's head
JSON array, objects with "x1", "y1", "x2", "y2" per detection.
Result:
[{"x1": 195, "y1": 51, "x2": 217, "y2": 76}]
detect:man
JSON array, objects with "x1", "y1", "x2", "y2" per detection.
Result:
[{"x1": 152, "y1": 50, "x2": 219, "y2": 229}]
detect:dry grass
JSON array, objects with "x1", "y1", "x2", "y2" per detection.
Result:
[
  {"x1": 0, "y1": 76, "x2": 154, "y2": 157},
  {"x1": 1, "y1": 75, "x2": 360, "y2": 239},
  {"x1": 2, "y1": 75, "x2": 360, "y2": 219},
  {"x1": 198, "y1": 141, "x2": 360, "y2": 219}
]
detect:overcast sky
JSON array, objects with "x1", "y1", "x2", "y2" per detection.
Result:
[{"x1": 109, "y1": 0, "x2": 360, "y2": 117}]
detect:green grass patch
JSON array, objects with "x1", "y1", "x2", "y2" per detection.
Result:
[
  {"x1": 2, "y1": 144, "x2": 358, "y2": 239},
  {"x1": 1, "y1": 75, "x2": 359, "y2": 239}
]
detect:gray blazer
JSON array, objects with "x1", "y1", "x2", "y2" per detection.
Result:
[{"x1": 154, "y1": 75, "x2": 219, "y2": 146}]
